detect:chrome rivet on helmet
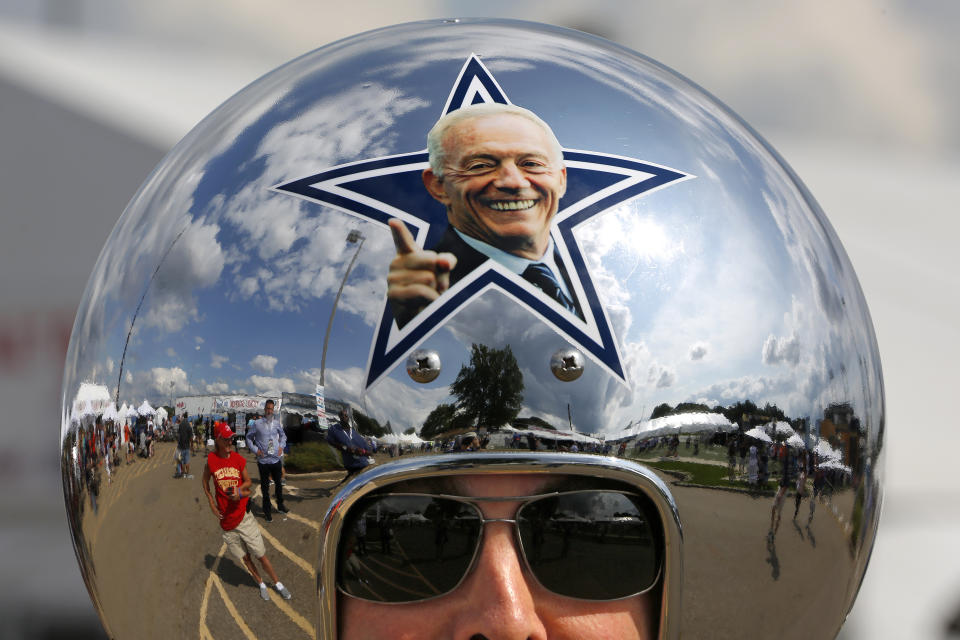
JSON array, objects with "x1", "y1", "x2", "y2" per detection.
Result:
[
  {"x1": 406, "y1": 349, "x2": 441, "y2": 383},
  {"x1": 550, "y1": 348, "x2": 584, "y2": 381}
]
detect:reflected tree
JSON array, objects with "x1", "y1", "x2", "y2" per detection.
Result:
[
  {"x1": 421, "y1": 403, "x2": 458, "y2": 440},
  {"x1": 353, "y1": 410, "x2": 388, "y2": 437},
  {"x1": 451, "y1": 344, "x2": 524, "y2": 428}
]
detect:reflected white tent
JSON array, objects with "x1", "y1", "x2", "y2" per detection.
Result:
[
  {"x1": 72, "y1": 382, "x2": 111, "y2": 416},
  {"x1": 765, "y1": 421, "x2": 796, "y2": 438},
  {"x1": 744, "y1": 427, "x2": 773, "y2": 443},
  {"x1": 785, "y1": 433, "x2": 806, "y2": 449},
  {"x1": 78, "y1": 400, "x2": 95, "y2": 419},
  {"x1": 624, "y1": 412, "x2": 735, "y2": 441},
  {"x1": 819, "y1": 458, "x2": 852, "y2": 475},
  {"x1": 814, "y1": 439, "x2": 841, "y2": 461},
  {"x1": 399, "y1": 433, "x2": 424, "y2": 446},
  {"x1": 155, "y1": 407, "x2": 168, "y2": 424},
  {"x1": 137, "y1": 400, "x2": 155, "y2": 416},
  {"x1": 396, "y1": 513, "x2": 429, "y2": 523},
  {"x1": 504, "y1": 425, "x2": 602, "y2": 445},
  {"x1": 101, "y1": 403, "x2": 118, "y2": 423},
  {"x1": 379, "y1": 434, "x2": 399, "y2": 445}
]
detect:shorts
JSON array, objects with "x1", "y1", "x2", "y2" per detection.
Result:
[
  {"x1": 223, "y1": 512, "x2": 266, "y2": 562},
  {"x1": 177, "y1": 448, "x2": 190, "y2": 464}
]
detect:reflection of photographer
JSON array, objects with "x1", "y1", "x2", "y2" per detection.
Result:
[{"x1": 326, "y1": 409, "x2": 371, "y2": 488}]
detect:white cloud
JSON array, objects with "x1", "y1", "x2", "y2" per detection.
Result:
[
  {"x1": 250, "y1": 354, "x2": 278, "y2": 375},
  {"x1": 238, "y1": 276, "x2": 259, "y2": 298},
  {"x1": 319, "y1": 366, "x2": 451, "y2": 433},
  {"x1": 206, "y1": 382, "x2": 230, "y2": 394},
  {"x1": 140, "y1": 219, "x2": 225, "y2": 333},
  {"x1": 649, "y1": 365, "x2": 676, "y2": 389},
  {"x1": 689, "y1": 342, "x2": 708, "y2": 361},
  {"x1": 210, "y1": 353, "x2": 229, "y2": 369},
  {"x1": 210, "y1": 82, "x2": 427, "y2": 323},
  {"x1": 762, "y1": 332, "x2": 800, "y2": 366},
  {"x1": 195, "y1": 336, "x2": 205, "y2": 345},
  {"x1": 149, "y1": 366, "x2": 189, "y2": 395},
  {"x1": 249, "y1": 375, "x2": 295, "y2": 395},
  {"x1": 165, "y1": 347, "x2": 177, "y2": 357}
]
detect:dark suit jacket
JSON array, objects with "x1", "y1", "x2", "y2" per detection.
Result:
[{"x1": 391, "y1": 225, "x2": 583, "y2": 327}]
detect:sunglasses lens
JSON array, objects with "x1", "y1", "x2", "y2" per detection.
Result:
[
  {"x1": 517, "y1": 491, "x2": 662, "y2": 600},
  {"x1": 337, "y1": 495, "x2": 481, "y2": 603}
]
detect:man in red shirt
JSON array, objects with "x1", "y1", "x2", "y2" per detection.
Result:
[{"x1": 202, "y1": 421, "x2": 292, "y2": 601}]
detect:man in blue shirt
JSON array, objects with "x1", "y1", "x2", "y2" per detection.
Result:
[
  {"x1": 245, "y1": 399, "x2": 287, "y2": 522},
  {"x1": 326, "y1": 409, "x2": 371, "y2": 489}
]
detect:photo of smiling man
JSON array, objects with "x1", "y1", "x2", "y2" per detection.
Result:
[{"x1": 387, "y1": 103, "x2": 584, "y2": 328}]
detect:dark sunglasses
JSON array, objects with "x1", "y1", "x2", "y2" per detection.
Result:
[{"x1": 336, "y1": 489, "x2": 663, "y2": 603}]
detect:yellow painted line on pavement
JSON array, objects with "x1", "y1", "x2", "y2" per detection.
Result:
[
  {"x1": 211, "y1": 574, "x2": 258, "y2": 640},
  {"x1": 353, "y1": 557, "x2": 433, "y2": 599},
  {"x1": 200, "y1": 544, "x2": 225, "y2": 613},
  {"x1": 266, "y1": 588, "x2": 315, "y2": 637},
  {"x1": 395, "y1": 539, "x2": 441, "y2": 594},
  {"x1": 285, "y1": 511, "x2": 321, "y2": 530},
  {"x1": 199, "y1": 621, "x2": 214, "y2": 640},
  {"x1": 200, "y1": 543, "x2": 227, "y2": 638},
  {"x1": 251, "y1": 485, "x2": 321, "y2": 530},
  {"x1": 366, "y1": 554, "x2": 422, "y2": 579},
  {"x1": 260, "y1": 525, "x2": 314, "y2": 575}
]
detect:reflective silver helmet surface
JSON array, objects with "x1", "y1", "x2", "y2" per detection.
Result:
[{"x1": 61, "y1": 18, "x2": 883, "y2": 640}]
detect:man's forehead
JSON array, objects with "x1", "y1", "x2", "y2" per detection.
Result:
[
  {"x1": 451, "y1": 474, "x2": 561, "y2": 497},
  {"x1": 390, "y1": 473, "x2": 591, "y2": 498},
  {"x1": 444, "y1": 114, "x2": 555, "y2": 156}
]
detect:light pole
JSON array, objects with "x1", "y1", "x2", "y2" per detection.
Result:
[{"x1": 320, "y1": 230, "x2": 365, "y2": 388}]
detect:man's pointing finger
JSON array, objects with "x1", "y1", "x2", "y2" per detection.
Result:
[{"x1": 389, "y1": 218, "x2": 418, "y2": 255}]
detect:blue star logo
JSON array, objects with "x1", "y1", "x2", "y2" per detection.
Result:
[{"x1": 274, "y1": 55, "x2": 692, "y2": 390}]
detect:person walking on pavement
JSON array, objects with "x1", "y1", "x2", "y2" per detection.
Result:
[
  {"x1": 202, "y1": 421, "x2": 292, "y2": 601},
  {"x1": 175, "y1": 412, "x2": 193, "y2": 479},
  {"x1": 245, "y1": 399, "x2": 288, "y2": 522}
]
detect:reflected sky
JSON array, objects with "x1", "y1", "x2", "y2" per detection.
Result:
[{"x1": 64, "y1": 20, "x2": 882, "y2": 437}]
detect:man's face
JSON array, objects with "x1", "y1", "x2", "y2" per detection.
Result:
[
  {"x1": 265, "y1": 403, "x2": 274, "y2": 418},
  {"x1": 424, "y1": 114, "x2": 567, "y2": 260},
  {"x1": 338, "y1": 475, "x2": 657, "y2": 640}
]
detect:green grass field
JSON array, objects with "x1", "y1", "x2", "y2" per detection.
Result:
[
  {"x1": 284, "y1": 442, "x2": 344, "y2": 472},
  {"x1": 640, "y1": 458, "x2": 776, "y2": 492}
]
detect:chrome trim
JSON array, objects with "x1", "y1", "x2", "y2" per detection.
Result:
[{"x1": 317, "y1": 452, "x2": 683, "y2": 639}]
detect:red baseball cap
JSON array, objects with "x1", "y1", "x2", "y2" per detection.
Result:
[{"x1": 213, "y1": 421, "x2": 235, "y2": 439}]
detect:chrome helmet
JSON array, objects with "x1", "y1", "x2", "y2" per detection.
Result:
[{"x1": 62, "y1": 19, "x2": 883, "y2": 639}]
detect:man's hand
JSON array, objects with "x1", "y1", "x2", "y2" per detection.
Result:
[
  {"x1": 208, "y1": 496, "x2": 223, "y2": 520},
  {"x1": 387, "y1": 219, "x2": 457, "y2": 324},
  {"x1": 256, "y1": 448, "x2": 265, "y2": 458}
]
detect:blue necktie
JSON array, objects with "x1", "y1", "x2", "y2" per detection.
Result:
[{"x1": 522, "y1": 261, "x2": 579, "y2": 316}]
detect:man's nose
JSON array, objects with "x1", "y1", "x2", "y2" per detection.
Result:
[
  {"x1": 493, "y1": 162, "x2": 531, "y2": 190},
  {"x1": 451, "y1": 523, "x2": 547, "y2": 640}
]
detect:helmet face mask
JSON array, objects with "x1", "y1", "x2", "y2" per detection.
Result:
[{"x1": 61, "y1": 18, "x2": 882, "y2": 640}]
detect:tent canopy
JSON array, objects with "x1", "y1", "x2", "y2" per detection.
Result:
[
  {"x1": 744, "y1": 426, "x2": 773, "y2": 443},
  {"x1": 616, "y1": 412, "x2": 735, "y2": 441}
]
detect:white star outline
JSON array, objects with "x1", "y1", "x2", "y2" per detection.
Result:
[{"x1": 273, "y1": 54, "x2": 694, "y2": 390}]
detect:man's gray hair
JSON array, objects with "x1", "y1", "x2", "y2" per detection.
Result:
[{"x1": 426, "y1": 103, "x2": 564, "y2": 178}]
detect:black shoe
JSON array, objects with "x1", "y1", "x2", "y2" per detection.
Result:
[
  {"x1": 264, "y1": 513, "x2": 273, "y2": 523},
  {"x1": 277, "y1": 504, "x2": 289, "y2": 514}
]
